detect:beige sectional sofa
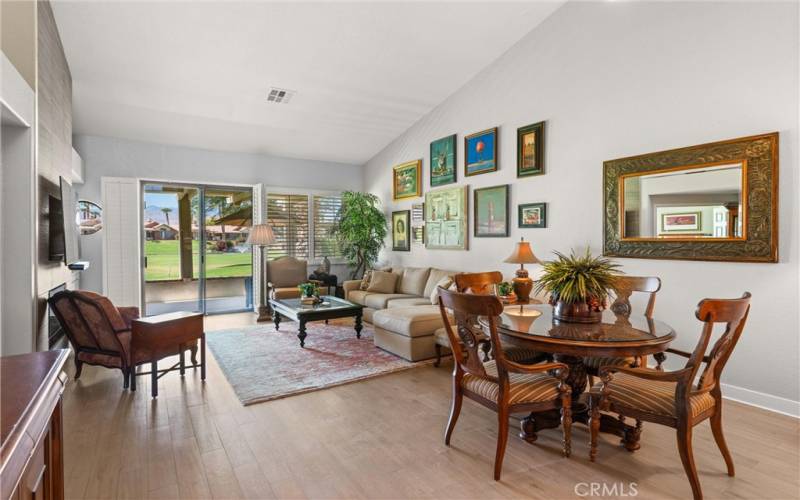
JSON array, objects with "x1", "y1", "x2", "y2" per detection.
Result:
[{"x1": 342, "y1": 266, "x2": 457, "y2": 361}]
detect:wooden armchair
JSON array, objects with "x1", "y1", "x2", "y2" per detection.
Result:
[
  {"x1": 438, "y1": 287, "x2": 572, "y2": 480},
  {"x1": 49, "y1": 290, "x2": 197, "y2": 388},
  {"x1": 583, "y1": 276, "x2": 661, "y2": 376},
  {"x1": 589, "y1": 292, "x2": 751, "y2": 500},
  {"x1": 267, "y1": 256, "x2": 309, "y2": 301},
  {"x1": 434, "y1": 272, "x2": 548, "y2": 366}
]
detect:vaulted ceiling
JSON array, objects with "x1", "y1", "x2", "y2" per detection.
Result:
[{"x1": 53, "y1": 1, "x2": 564, "y2": 165}]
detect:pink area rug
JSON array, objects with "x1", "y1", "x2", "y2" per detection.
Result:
[{"x1": 206, "y1": 321, "x2": 432, "y2": 405}]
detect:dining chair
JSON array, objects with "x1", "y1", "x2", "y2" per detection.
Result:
[
  {"x1": 583, "y1": 276, "x2": 661, "y2": 376},
  {"x1": 433, "y1": 272, "x2": 547, "y2": 366},
  {"x1": 588, "y1": 292, "x2": 751, "y2": 500},
  {"x1": 438, "y1": 287, "x2": 572, "y2": 480}
]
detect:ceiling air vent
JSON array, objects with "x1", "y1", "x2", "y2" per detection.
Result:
[{"x1": 266, "y1": 87, "x2": 296, "y2": 104}]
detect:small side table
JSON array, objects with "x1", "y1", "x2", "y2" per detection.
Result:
[{"x1": 131, "y1": 311, "x2": 205, "y2": 397}]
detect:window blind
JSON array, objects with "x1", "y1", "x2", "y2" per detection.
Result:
[
  {"x1": 313, "y1": 195, "x2": 343, "y2": 259},
  {"x1": 266, "y1": 194, "x2": 309, "y2": 260}
]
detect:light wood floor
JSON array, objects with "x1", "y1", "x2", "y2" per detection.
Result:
[{"x1": 62, "y1": 312, "x2": 800, "y2": 499}]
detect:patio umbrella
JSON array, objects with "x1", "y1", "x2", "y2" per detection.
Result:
[{"x1": 211, "y1": 206, "x2": 253, "y2": 226}]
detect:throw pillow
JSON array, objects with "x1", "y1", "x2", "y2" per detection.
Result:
[
  {"x1": 360, "y1": 267, "x2": 391, "y2": 290},
  {"x1": 366, "y1": 270, "x2": 399, "y2": 294},
  {"x1": 430, "y1": 276, "x2": 454, "y2": 305}
]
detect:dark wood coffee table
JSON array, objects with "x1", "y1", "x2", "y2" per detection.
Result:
[{"x1": 269, "y1": 296, "x2": 363, "y2": 347}]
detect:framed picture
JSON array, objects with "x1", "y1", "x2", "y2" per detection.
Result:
[
  {"x1": 430, "y1": 135, "x2": 457, "y2": 186},
  {"x1": 517, "y1": 121, "x2": 545, "y2": 177},
  {"x1": 661, "y1": 211, "x2": 702, "y2": 232},
  {"x1": 392, "y1": 210, "x2": 411, "y2": 251},
  {"x1": 411, "y1": 203, "x2": 424, "y2": 223},
  {"x1": 393, "y1": 160, "x2": 422, "y2": 200},
  {"x1": 519, "y1": 202, "x2": 546, "y2": 228},
  {"x1": 412, "y1": 226, "x2": 425, "y2": 244},
  {"x1": 474, "y1": 185, "x2": 509, "y2": 237},
  {"x1": 465, "y1": 127, "x2": 497, "y2": 177},
  {"x1": 425, "y1": 185, "x2": 468, "y2": 250}
]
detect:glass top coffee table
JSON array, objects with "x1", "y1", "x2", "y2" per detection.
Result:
[{"x1": 268, "y1": 296, "x2": 364, "y2": 347}]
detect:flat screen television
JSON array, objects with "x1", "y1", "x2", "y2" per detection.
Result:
[{"x1": 49, "y1": 176, "x2": 80, "y2": 265}]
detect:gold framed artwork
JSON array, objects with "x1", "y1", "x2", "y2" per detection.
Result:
[
  {"x1": 517, "y1": 121, "x2": 545, "y2": 177},
  {"x1": 393, "y1": 160, "x2": 422, "y2": 200},
  {"x1": 603, "y1": 132, "x2": 779, "y2": 262},
  {"x1": 424, "y1": 185, "x2": 468, "y2": 250}
]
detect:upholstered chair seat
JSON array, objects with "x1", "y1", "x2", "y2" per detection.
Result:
[
  {"x1": 463, "y1": 360, "x2": 561, "y2": 404},
  {"x1": 591, "y1": 371, "x2": 715, "y2": 419},
  {"x1": 267, "y1": 256, "x2": 312, "y2": 305}
]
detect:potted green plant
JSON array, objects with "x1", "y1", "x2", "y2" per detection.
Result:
[
  {"x1": 534, "y1": 248, "x2": 622, "y2": 323},
  {"x1": 497, "y1": 281, "x2": 517, "y2": 303},
  {"x1": 331, "y1": 191, "x2": 389, "y2": 279},
  {"x1": 298, "y1": 282, "x2": 319, "y2": 298}
]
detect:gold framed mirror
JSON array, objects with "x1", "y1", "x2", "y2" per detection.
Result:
[{"x1": 603, "y1": 133, "x2": 778, "y2": 262}]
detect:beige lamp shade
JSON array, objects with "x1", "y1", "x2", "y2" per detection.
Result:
[
  {"x1": 246, "y1": 223, "x2": 276, "y2": 246},
  {"x1": 503, "y1": 238, "x2": 540, "y2": 264}
]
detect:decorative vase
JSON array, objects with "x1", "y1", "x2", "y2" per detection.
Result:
[{"x1": 553, "y1": 300, "x2": 602, "y2": 324}]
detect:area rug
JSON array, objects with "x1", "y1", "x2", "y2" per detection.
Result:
[{"x1": 206, "y1": 321, "x2": 432, "y2": 405}]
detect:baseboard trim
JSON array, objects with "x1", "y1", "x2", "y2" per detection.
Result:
[{"x1": 721, "y1": 383, "x2": 800, "y2": 418}]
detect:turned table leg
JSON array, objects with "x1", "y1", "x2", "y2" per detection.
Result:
[
  {"x1": 273, "y1": 309, "x2": 281, "y2": 331},
  {"x1": 354, "y1": 313, "x2": 363, "y2": 339},
  {"x1": 298, "y1": 320, "x2": 307, "y2": 348}
]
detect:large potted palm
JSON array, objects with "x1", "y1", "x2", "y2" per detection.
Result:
[
  {"x1": 535, "y1": 249, "x2": 622, "y2": 323},
  {"x1": 332, "y1": 191, "x2": 388, "y2": 279}
]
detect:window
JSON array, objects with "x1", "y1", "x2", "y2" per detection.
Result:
[
  {"x1": 266, "y1": 194, "x2": 309, "y2": 260},
  {"x1": 313, "y1": 195, "x2": 343, "y2": 259}
]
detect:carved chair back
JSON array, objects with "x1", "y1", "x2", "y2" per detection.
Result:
[
  {"x1": 438, "y1": 287, "x2": 505, "y2": 381},
  {"x1": 49, "y1": 290, "x2": 131, "y2": 359},
  {"x1": 686, "y1": 293, "x2": 751, "y2": 395},
  {"x1": 454, "y1": 271, "x2": 503, "y2": 295},
  {"x1": 610, "y1": 276, "x2": 661, "y2": 317}
]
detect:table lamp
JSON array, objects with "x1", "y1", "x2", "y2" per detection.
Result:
[
  {"x1": 503, "y1": 237, "x2": 540, "y2": 303},
  {"x1": 246, "y1": 224, "x2": 276, "y2": 322}
]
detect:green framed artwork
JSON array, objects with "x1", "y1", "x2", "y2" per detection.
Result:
[
  {"x1": 519, "y1": 202, "x2": 546, "y2": 228},
  {"x1": 424, "y1": 185, "x2": 468, "y2": 250},
  {"x1": 393, "y1": 160, "x2": 422, "y2": 200},
  {"x1": 392, "y1": 210, "x2": 411, "y2": 251},
  {"x1": 430, "y1": 134, "x2": 457, "y2": 186},
  {"x1": 517, "y1": 121, "x2": 545, "y2": 177},
  {"x1": 465, "y1": 127, "x2": 497, "y2": 176},
  {"x1": 474, "y1": 185, "x2": 509, "y2": 237}
]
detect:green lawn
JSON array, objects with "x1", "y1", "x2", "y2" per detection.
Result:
[{"x1": 144, "y1": 240, "x2": 252, "y2": 281}]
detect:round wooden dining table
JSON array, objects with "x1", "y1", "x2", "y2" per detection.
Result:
[{"x1": 478, "y1": 302, "x2": 676, "y2": 450}]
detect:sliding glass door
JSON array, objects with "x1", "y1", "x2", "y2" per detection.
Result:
[{"x1": 141, "y1": 182, "x2": 253, "y2": 316}]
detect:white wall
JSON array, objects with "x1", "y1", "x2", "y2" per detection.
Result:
[
  {"x1": 74, "y1": 134, "x2": 364, "y2": 293},
  {"x1": 363, "y1": 2, "x2": 799, "y2": 411}
]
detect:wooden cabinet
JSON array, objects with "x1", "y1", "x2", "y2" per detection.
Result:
[{"x1": 1, "y1": 350, "x2": 68, "y2": 500}]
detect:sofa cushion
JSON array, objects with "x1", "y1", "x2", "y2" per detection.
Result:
[
  {"x1": 387, "y1": 298, "x2": 433, "y2": 308},
  {"x1": 347, "y1": 290, "x2": 372, "y2": 306},
  {"x1": 429, "y1": 276, "x2": 455, "y2": 305},
  {"x1": 364, "y1": 293, "x2": 417, "y2": 310},
  {"x1": 372, "y1": 305, "x2": 449, "y2": 339},
  {"x1": 360, "y1": 267, "x2": 392, "y2": 291},
  {"x1": 399, "y1": 267, "x2": 431, "y2": 296},
  {"x1": 423, "y1": 268, "x2": 459, "y2": 298},
  {"x1": 367, "y1": 271, "x2": 399, "y2": 294}
]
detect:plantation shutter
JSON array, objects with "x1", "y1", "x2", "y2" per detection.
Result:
[
  {"x1": 266, "y1": 193, "x2": 309, "y2": 260},
  {"x1": 313, "y1": 195, "x2": 343, "y2": 259}
]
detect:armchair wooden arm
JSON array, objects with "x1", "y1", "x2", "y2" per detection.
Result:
[
  {"x1": 666, "y1": 347, "x2": 712, "y2": 364},
  {"x1": 505, "y1": 360, "x2": 569, "y2": 377},
  {"x1": 599, "y1": 365, "x2": 693, "y2": 383}
]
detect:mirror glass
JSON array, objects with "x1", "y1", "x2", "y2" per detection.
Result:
[
  {"x1": 77, "y1": 200, "x2": 103, "y2": 235},
  {"x1": 621, "y1": 162, "x2": 744, "y2": 239}
]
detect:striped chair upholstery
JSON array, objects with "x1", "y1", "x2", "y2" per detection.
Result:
[
  {"x1": 592, "y1": 372, "x2": 715, "y2": 418},
  {"x1": 463, "y1": 360, "x2": 561, "y2": 404}
]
